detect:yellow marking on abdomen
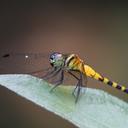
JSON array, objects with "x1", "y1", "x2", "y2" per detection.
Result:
[
  {"x1": 66, "y1": 55, "x2": 128, "y2": 94},
  {"x1": 121, "y1": 86, "x2": 126, "y2": 91},
  {"x1": 103, "y1": 78, "x2": 109, "y2": 84},
  {"x1": 83, "y1": 64, "x2": 128, "y2": 94},
  {"x1": 83, "y1": 65, "x2": 102, "y2": 80},
  {"x1": 112, "y1": 82, "x2": 118, "y2": 88}
]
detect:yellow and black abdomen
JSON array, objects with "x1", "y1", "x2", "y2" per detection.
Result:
[
  {"x1": 65, "y1": 54, "x2": 128, "y2": 94},
  {"x1": 98, "y1": 77, "x2": 128, "y2": 93},
  {"x1": 83, "y1": 65, "x2": 128, "y2": 94}
]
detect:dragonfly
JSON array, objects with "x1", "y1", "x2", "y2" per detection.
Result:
[{"x1": 1, "y1": 52, "x2": 128, "y2": 102}]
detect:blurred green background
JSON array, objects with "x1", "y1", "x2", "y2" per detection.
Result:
[{"x1": 0, "y1": 1, "x2": 128, "y2": 128}]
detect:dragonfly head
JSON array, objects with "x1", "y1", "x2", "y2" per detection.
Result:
[{"x1": 49, "y1": 52, "x2": 65, "y2": 67}]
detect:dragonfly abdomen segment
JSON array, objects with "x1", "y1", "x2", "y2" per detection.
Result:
[
  {"x1": 98, "y1": 77, "x2": 128, "y2": 93},
  {"x1": 65, "y1": 54, "x2": 128, "y2": 95},
  {"x1": 84, "y1": 65, "x2": 128, "y2": 94}
]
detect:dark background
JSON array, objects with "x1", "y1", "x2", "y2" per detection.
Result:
[{"x1": 0, "y1": 1, "x2": 128, "y2": 128}]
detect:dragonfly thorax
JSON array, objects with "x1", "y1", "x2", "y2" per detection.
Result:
[{"x1": 49, "y1": 52, "x2": 65, "y2": 67}]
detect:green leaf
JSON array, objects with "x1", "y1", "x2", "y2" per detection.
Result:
[{"x1": 0, "y1": 74, "x2": 128, "y2": 128}]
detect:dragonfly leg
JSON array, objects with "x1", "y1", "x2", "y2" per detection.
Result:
[
  {"x1": 68, "y1": 71, "x2": 79, "y2": 80},
  {"x1": 42, "y1": 67, "x2": 61, "y2": 80},
  {"x1": 68, "y1": 71, "x2": 84, "y2": 103},
  {"x1": 68, "y1": 71, "x2": 79, "y2": 96},
  {"x1": 75, "y1": 73, "x2": 83, "y2": 103},
  {"x1": 50, "y1": 70, "x2": 64, "y2": 92}
]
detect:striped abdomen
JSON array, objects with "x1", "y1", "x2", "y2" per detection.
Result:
[
  {"x1": 83, "y1": 65, "x2": 128, "y2": 94},
  {"x1": 65, "y1": 54, "x2": 128, "y2": 94}
]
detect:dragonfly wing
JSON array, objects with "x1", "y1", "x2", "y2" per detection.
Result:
[
  {"x1": 0, "y1": 52, "x2": 51, "y2": 78},
  {"x1": 63, "y1": 70, "x2": 88, "y2": 87}
]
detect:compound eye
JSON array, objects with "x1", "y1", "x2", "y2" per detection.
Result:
[
  {"x1": 49, "y1": 52, "x2": 62, "y2": 63},
  {"x1": 50, "y1": 56, "x2": 53, "y2": 60},
  {"x1": 50, "y1": 54, "x2": 55, "y2": 62}
]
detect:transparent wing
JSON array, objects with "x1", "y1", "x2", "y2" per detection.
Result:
[
  {"x1": 64, "y1": 71, "x2": 87, "y2": 87},
  {"x1": 0, "y1": 52, "x2": 51, "y2": 77},
  {"x1": 0, "y1": 52, "x2": 88, "y2": 88}
]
